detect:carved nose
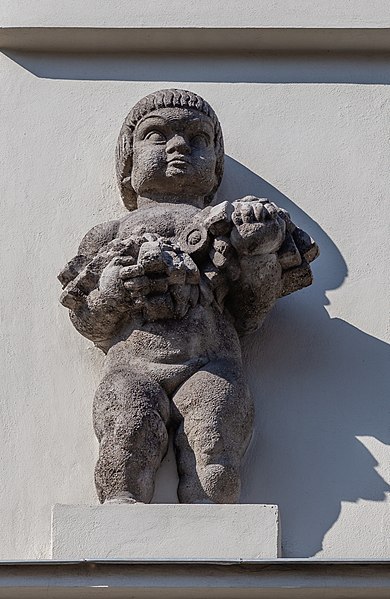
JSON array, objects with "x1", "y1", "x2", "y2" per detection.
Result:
[{"x1": 166, "y1": 135, "x2": 190, "y2": 154}]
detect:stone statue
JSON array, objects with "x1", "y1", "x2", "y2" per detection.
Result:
[{"x1": 58, "y1": 89, "x2": 319, "y2": 505}]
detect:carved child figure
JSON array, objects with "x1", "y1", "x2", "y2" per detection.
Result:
[{"x1": 59, "y1": 89, "x2": 318, "y2": 505}]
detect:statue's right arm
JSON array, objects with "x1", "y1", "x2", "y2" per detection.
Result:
[{"x1": 59, "y1": 220, "x2": 131, "y2": 346}]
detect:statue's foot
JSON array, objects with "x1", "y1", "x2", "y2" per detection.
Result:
[{"x1": 104, "y1": 492, "x2": 141, "y2": 505}]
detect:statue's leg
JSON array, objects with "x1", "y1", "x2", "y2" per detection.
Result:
[
  {"x1": 173, "y1": 359, "x2": 254, "y2": 504},
  {"x1": 93, "y1": 367, "x2": 170, "y2": 504}
]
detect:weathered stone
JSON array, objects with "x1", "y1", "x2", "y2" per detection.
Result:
[
  {"x1": 204, "y1": 200, "x2": 234, "y2": 235},
  {"x1": 59, "y1": 89, "x2": 319, "y2": 504},
  {"x1": 277, "y1": 231, "x2": 302, "y2": 270},
  {"x1": 179, "y1": 222, "x2": 210, "y2": 260},
  {"x1": 293, "y1": 226, "x2": 320, "y2": 263},
  {"x1": 281, "y1": 259, "x2": 314, "y2": 297}
]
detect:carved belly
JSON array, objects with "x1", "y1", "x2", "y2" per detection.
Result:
[{"x1": 109, "y1": 305, "x2": 224, "y2": 365}]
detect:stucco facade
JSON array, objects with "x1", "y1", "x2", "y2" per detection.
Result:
[{"x1": 0, "y1": 2, "x2": 389, "y2": 579}]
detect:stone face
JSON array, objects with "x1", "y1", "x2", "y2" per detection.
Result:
[
  {"x1": 52, "y1": 504, "x2": 280, "y2": 559},
  {"x1": 59, "y1": 89, "x2": 319, "y2": 505}
]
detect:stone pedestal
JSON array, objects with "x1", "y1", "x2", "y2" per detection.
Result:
[{"x1": 51, "y1": 504, "x2": 280, "y2": 559}]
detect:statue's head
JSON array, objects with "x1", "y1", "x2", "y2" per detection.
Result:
[{"x1": 116, "y1": 89, "x2": 224, "y2": 210}]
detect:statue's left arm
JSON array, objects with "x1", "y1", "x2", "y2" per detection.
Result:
[{"x1": 225, "y1": 197, "x2": 319, "y2": 335}]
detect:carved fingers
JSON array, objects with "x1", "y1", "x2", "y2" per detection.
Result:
[
  {"x1": 232, "y1": 196, "x2": 277, "y2": 223},
  {"x1": 230, "y1": 197, "x2": 286, "y2": 255},
  {"x1": 116, "y1": 239, "x2": 200, "y2": 321},
  {"x1": 98, "y1": 255, "x2": 136, "y2": 304}
]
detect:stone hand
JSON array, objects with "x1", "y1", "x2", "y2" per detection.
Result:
[
  {"x1": 117, "y1": 239, "x2": 200, "y2": 321},
  {"x1": 98, "y1": 255, "x2": 136, "y2": 304},
  {"x1": 230, "y1": 196, "x2": 286, "y2": 256},
  {"x1": 119, "y1": 264, "x2": 167, "y2": 298}
]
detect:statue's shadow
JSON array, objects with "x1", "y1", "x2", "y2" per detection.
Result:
[
  {"x1": 154, "y1": 156, "x2": 390, "y2": 558},
  {"x1": 223, "y1": 157, "x2": 389, "y2": 557}
]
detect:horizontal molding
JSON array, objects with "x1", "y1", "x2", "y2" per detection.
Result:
[
  {"x1": 0, "y1": 560, "x2": 389, "y2": 598},
  {"x1": 1, "y1": 27, "x2": 390, "y2": 54}
]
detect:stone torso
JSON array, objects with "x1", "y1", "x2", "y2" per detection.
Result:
[
  {"x1": 117, "y1": 202, "x2": 200, "y2": 242},
  {"x1": 108, "y1": 202, "x2": 242, "y2": 370}
]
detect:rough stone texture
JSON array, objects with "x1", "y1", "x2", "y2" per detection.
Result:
[
  {"x1": 52, "y1": 503, "x2": 280, "y2": 559},
  {"x1": 59, "y1": 89, "x2": 318, "y2": 505}
]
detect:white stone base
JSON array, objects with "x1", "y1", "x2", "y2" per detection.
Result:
[{"x1": 51, "y1": 503, "x2": 280, "y2": 560}]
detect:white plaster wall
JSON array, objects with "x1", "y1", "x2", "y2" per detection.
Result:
[
  {"x1": 2, "y1": 0, "x2": 390, "y2": 28},
  {"x1": 1, "y1": 51, "x2": 389, "y2": 559}
]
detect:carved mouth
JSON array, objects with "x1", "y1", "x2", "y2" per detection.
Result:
[{"x1": 167, "y1": 157, "x2": 190, "y2": 167}]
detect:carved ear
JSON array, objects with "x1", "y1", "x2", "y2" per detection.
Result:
[{"x1": 115, "y1": 124, "x2": 138, "y2": 211}]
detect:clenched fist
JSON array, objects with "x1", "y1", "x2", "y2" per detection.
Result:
[{"x1": 230, "y1": 196, "x2": 286, "y2": 256}]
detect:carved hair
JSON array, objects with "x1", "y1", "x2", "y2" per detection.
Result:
[{"x1": 116, "y1": 89, "x2": 224, "y2": 211}]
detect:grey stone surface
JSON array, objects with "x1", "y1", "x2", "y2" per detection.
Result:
[
  {"x1": 51, "y1": 503, "x2": 280, "y2": 559},
  {"x1": 59, "y1": 89, "x2": 318, "y2": 505}
]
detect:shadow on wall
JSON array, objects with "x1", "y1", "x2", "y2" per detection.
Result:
[
  {"x1": 220, "y1": 158, "x2": 389, "y2": 558},
  {"x1": 4, "y1": 51, "x2": 390, "y2": 84}
]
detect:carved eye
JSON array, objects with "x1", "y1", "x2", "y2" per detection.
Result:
[
  {"x1": 144, "y1": 130, "x2": 166, "y2": 143},
  {"x1": 190, "y1": 133, "x2": 209, "y2": 148}
]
